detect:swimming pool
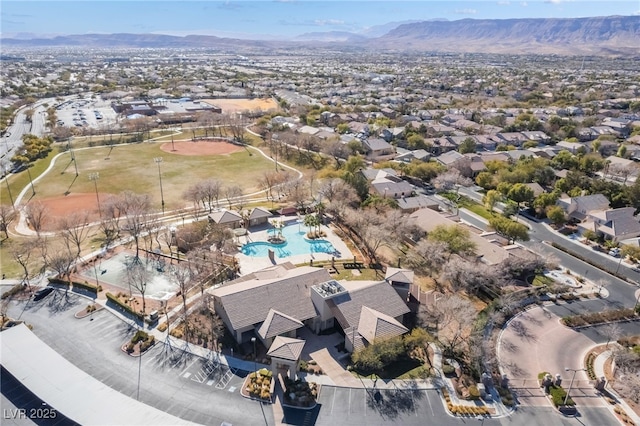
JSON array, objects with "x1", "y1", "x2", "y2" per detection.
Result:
[{"x1": 241, "y1": 223, "x2": 337, "y2": 257}]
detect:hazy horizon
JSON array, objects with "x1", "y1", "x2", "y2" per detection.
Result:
[{"x1": 2, "y1": 1, "x2": 638, "y2": 40}]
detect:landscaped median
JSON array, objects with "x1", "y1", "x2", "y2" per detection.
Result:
[
  {"x1": 106, "y1": 292, "x2": 144, "y2": 322},
  {"x1": 47, "y1": 277, "x2": 102, "y2": 295},
  {"x1": 561, "y1": 308, "x2": 639, "y2": 328},
  {"x1": 241, "y1": 368, "x2": 275, "y2": 403},
  {"x1": 538, "y1": 372, "x2": 575, "y2": 410}
]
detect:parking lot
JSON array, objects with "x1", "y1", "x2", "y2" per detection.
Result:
[
  {"x1": 4, "y1": 291, "x2": 272, "y2": 426},
  {"x1": 54, "y1": 97, "x2": 118, "y2": 130}
]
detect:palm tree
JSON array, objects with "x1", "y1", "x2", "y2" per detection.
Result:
[{"x1": 303, "y1": 214, "x2": 320, "y2": 238}]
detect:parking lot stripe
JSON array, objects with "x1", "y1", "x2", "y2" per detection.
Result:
[
  {"x1": 330, "y1": 387, "x2": 336, "y2": 414},
  {"x1": 179, "y1": 356, "x2": 200, "y2": 377},
  {"x1": 425, "y1": 390, "x2": 434, "y2": 416}
]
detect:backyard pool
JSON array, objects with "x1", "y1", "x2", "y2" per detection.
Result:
[{"x1": 241, "y1": 223, "x2": 338, "y2": 258}]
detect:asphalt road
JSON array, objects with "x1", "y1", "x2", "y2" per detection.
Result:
[{"x1": 5, "y1": 291, "x2": 273, "y2": 426}]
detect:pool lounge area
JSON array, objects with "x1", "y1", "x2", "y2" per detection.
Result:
[{"x1": 235, "y1": 219, "x2": 353, "y2": 274}]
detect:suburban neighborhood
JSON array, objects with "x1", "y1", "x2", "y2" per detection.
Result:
[{"x1": 1, "y1": 8, "x2": 640, "y2": 426}]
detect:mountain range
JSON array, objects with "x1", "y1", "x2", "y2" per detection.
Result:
[{"x1": 2, "y1": 16, "x2": 638, "y2": 56}]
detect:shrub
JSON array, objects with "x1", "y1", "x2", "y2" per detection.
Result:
[
  {"x1": 157, "y1": 322, "x2": 168, "y2": 332},
  {"x1": 106, "y1": 292, "x2": 144, "y2": 321},
  {"x1": 549, "y1": 386, "x2": 574, "y2": 407},
  {"x1": 442, "y1": 364, "x2": 456, "y2": 376},
  {"x1": 0, "y1": 284, "x2": 25, "y2": 300},
  {"x1": 468, "y1": 384, "x2": 481, "y2": 400},
  {"x1": 132, "y1": 330, "x2": 149, "y2": 344}
]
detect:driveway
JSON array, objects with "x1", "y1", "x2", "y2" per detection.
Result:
[{"x1": 498, "y1": 306, "x2": 603, "y2": 408}]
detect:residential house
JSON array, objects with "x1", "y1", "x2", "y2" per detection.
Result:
[
  {"x1": 362, "y1": 138, "x2": 395, "y2": 161},
  {"x1": 410, "y1": 208, "x2": 512, "y2": 265},
  {"x1": 396, "y1": 195, "x2": 440, "y2": 213},
  {"x1": 578, "y1": 207, "x2": 640, "y2": 242},
  {"x1": 370, "y1": 173, "x2": 414, "y2": 199},
  {"x1": 435, "y1": 150, "x2": 464, "y2": 167},
  {"x1": 557, "y1": 194, "x2": 610, "y2": 221},
  {"x1": 521, "y1": 131, "x2": 551, "y2": 144}
]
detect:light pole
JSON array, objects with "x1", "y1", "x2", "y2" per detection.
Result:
[
  {"x1": 633, "y1": 290, "x2": 640, "y2": 312},
  {"x1": 564, "y1": 367, "x2": 586, "y2": 406},
  {"x1": 251, "y1": 337, "x2": 257, "y2": 373},
  {"x1": 26, "y1": 166, "x2": 35, "y2": 196},
  {"x1": 89, "y1": 172, "x2": 101, "y2": 218},
  {"x1": 4, "y1": 171, "x2": 14, "y2": 205},
  {"x1": 154, "y1": 157, "x2": 165, "y2": 214}
]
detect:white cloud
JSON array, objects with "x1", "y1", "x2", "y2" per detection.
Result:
[
  {"x1": 454, "y1": 8, "x2": 478, "y2": 15},
  {"x1": 497, "y1": 1, "x2": 511, "y2": 5},
  {"x1": 520, "y1": 1, "x2": 528, "y2": 6},
  {"x1": 313, "y1": 19, "x2": 345, "y2": 26}
]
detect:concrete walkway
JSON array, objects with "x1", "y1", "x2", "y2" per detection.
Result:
[
  {"x1": 593, "y1": 348, "x2": 640, "y2": 426},
  {"x1": 309, "y1": 348, "x2": 361, "y2": 387}
]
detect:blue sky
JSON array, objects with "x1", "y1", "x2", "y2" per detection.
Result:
[{"x1": 1, "y1": 1, "x2": 638, "y2": 39}]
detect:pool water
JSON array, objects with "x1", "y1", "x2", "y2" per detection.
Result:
[{"x1": 241, "y1": 223, "x2": 337, "y2": 257}]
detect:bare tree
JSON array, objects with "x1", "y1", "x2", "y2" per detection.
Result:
[
  {"x1": 406, "y1": 239, "x2": 449, "y2": 277},
  {"x1": 441, "y1": 257, "x2": 504, "y2": 294},
  {"x1": 421, "y1": 294, "x2": 476, "y2": 356},
  {"x1": 57, "y1": 210, "x2": 91, "y2": 259},
  {"x1": 48, "y1": 246, "x2": 76, "y2": 287},
  {"x1": 120, "y1": 192, "x2": 153, "y2": 259},
  {"x1": 24, "y1": 201, "x2": 48, "y2": 237},
  {"x1": 0, "y1": 204, "x2": 17, "y2": 239},
  {"x1": 125, "y1": 261, "x2": 150, "y2": 317},
  {"x1": 259, "y1": 171, "x2": 279, "y2": 202},
  {"x1": 601, "y1": 322, "x2": 622, "y2": 348},
  {"x1": 224, "y1": 184, "x2": 244, "y2": 211},
  {"x1": 173, "y1": 264, "x2": 195, "y2": 341},
  {"x1": 11, "y1": 240, "x2": 40, "y2": 291}
]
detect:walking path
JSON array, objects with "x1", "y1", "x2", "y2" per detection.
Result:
[{"x1": 593, "y1": 348, "x2": 640, "y2": 426}]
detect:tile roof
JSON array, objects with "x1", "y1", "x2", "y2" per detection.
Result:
[
  {"x1": 257, "y1": 309, "x2": 304, "y2": 340},
  {"x1": 210, "y1": 265, "x2": 330, "y2": 331},
  {"x1": 208, "y1": 209, "x2": 242, "y2": 225},
  {"x1": 249, "y1": 207, "x2": 273, "y2": 220},
  {"x1": 384, "y1": 268, "x2": 415, "y2": 284},
  {"x1": 358, "y1": 307, "x2": 408, "y2": 344},
  {"x1": 267, "y1": 336, "x2": 306, "y2": 361},
  {"x1": 329, "y1": 281, "x2": 410, "y2": 330}
]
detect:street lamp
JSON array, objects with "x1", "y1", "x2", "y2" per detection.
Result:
[
  {"x1": 89, "y1": 172, "x2": 101, "y2": 218},
  {"x1": 250, "y1": 337, "x2": 257, "y2": 373},
  {"x1": 154, "y1": 157, "x2": 165, "y2": 214},
  {"x1": 564, "y1": 367, "x2": 586, "y2": 406},
  {"x1": 26, "y1": 166, "x2": 35, "y2": 196}
]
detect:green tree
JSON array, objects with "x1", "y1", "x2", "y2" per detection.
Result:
[
  {"x1": 489, "y1": 216, "x2": 529, "y2": 242},
  {"x1": 458, "y1": 137, "x2": 476, "y2": 154},
  {"x1": 428, "y1": 225, "x2": 476, "y2": 256},
  {"x1": 407, "y1": 133, "x2": 426, "y2": 149},
  {"x1": 546, "y1": 205, "x2": 567, "y2": 226},
  {"x1": 507, "y1": 183, "x2": 535, "y2": 211},
  {"x1": 475, "y1": 172, "x2": 495, "y2": 190},
  {"x1": 483, "y1": 189, "x2": 501, "y2": 214}
]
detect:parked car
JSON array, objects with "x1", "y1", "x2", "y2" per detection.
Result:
[
  {"x1": 33, "y1": 287, "x2": 54, "y2": 301},
  {"x1": 608, "y1": 248, "x2": 620, "y2": 257}
]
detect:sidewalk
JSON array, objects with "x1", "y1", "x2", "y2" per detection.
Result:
[{"x1": 593, "y1": 348, "x2": 640, "y2": 426}]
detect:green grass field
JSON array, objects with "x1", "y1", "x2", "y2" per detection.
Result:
[{"x1": 19, "y1": 142, "x2": 275, "y2": 210}]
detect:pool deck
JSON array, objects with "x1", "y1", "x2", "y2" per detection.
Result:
[{"x1": 235, "y1": 219, "x2": 354, "y2": 275}]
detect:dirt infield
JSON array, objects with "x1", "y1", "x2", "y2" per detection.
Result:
[
  {"x1": 201, "y1": 98, "x2": 278, "y2": 113},
  {"x1": 36, "y1": 193, "x2": 99, "y2": 231},
  {"x1": 159, "y1": 139, "x2": 244, "y2": 156}
]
